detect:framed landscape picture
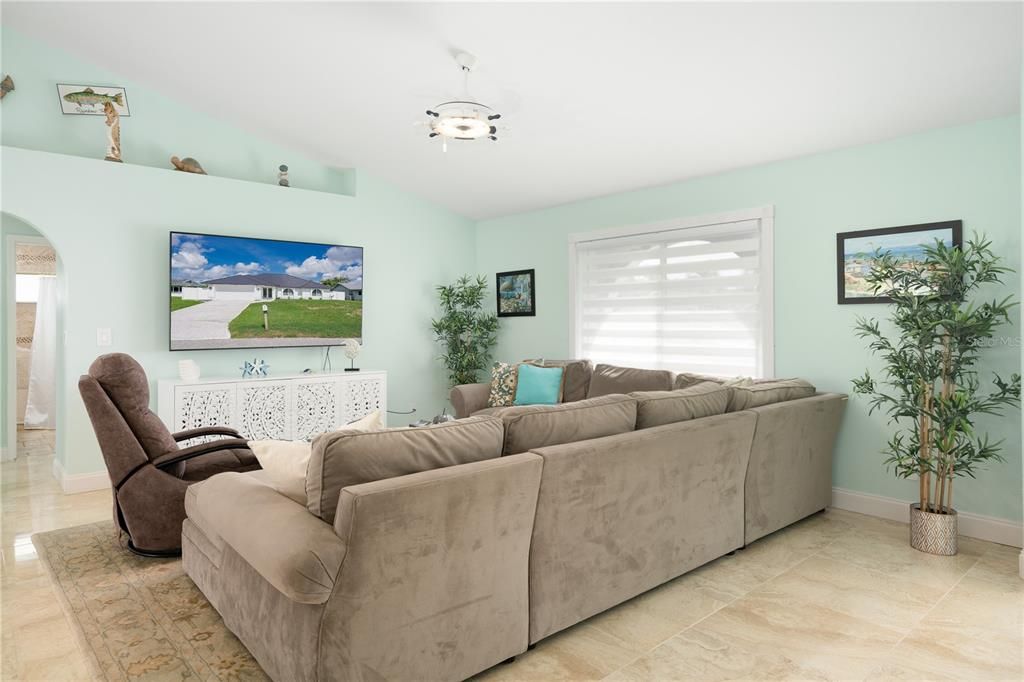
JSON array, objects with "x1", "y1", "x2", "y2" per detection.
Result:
[
  {"x1": 496, "y1": 269, "x2": 536, "y2": 317},
  {"x1": 836, "y1": 220, "x2": 962, "y2": 304}
]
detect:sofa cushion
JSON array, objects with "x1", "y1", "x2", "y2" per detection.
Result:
[
  {"x1": 631, "y1": 382, "x2": 732, "y2": 429},
  {"x1": 514, "y1": 364, "x2": 564, "y2": 405},
  {"x1": 524, "y1": 359, "x2": 594, "y2": 402},
  {"x1": 498, "y1": 394, "x2": 637, "y2": 455},
  {"x1": 306, "y1": 415, "x2": 504, "y2": 523},
  {"x1": 728, "y1": 379, "x2": 816, "y2": 411},
  {"x1": 249, "y1": 411, "x2": 383, "y2": 506},
  {"x1": 587, "y1": 364, "x2": 675, "y2": 398},
  {"x1": 184, "y1": 469, "x2": 279, "y2": 559},
  {"x1": 488, "y1": 362, "x2": 521, "y2": 407},
  {"x1": 674, "y1": 372, "x2": 727, "y2": 390}
]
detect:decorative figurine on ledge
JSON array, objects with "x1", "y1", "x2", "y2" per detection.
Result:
[
  {"x1": 343, "y1": 338, "x2": 361, "y2": 372},
  {"x1": 278, "y1": 164, "x2": 290, "y2": 187},
  {"x1": 171, "y1": 155, "x2": 207, "y2": 174},
  {"x1": 0, "y1": 75, "x2": 14, "y2": 100},
  {"x1": 103, "y1": 101, "x2": 122, "y2": 163}
]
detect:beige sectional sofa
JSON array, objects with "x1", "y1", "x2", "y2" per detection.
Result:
[{"x1": 182, "y1": 361, "x2": 846, "y2": 681}]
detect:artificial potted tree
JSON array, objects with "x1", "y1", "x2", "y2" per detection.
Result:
[
  {"x1": 431, "y1": 275, "x2": 500, "y2": 389},
  {"x1": 852, "y1": 235, "x2": 1020, "y2": 555}
]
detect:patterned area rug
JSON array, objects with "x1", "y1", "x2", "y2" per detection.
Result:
[{"x1": 32, "y1": 521, "x2": 268, "y2": 681}]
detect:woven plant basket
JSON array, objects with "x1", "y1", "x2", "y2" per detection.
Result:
[{"x1": 909, "y1": 503, "x2": 958, "y2": 556}]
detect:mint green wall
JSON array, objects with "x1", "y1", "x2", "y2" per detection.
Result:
[
  {"x1": 1, "y1": 147, "x2": 475, "y2": 474},
  {"x1": 0, "y1": 25, "x2": 475, "y2": 475},
  {"x1": 477, "y1": 117, "x2": 1023, "y2": 523},
  {"x1": 0, "y1": 27, "x2": 354, "y2": 195}
]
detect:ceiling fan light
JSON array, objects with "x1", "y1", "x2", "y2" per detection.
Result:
[{"x1": 433, "y1": 115, "x2": 491, "y2": 139}]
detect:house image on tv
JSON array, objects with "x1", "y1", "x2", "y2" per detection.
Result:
[{"x1": 179, "y1": 274, "x2": 361, "y2": 302}]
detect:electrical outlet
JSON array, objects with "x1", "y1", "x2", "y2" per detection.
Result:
[{"x1": 96, "y1": 328, "x2": 112, "y2": 347}]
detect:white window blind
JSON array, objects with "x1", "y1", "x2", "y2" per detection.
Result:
[{"x1": 571, "y1": 211, "x2": 773, "y2": 378}]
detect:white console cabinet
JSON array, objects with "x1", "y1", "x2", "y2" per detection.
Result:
[{"x1": 157, "y1": 371, "x2": 387, "y2": 441}]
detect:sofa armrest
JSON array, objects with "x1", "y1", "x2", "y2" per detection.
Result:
[
  {"x1": 322, "y1": 454, "x2": 543, "y2": 681},
  {"x1": 187, "y1": 472, "x2": 346, "y2": 604},
  {"x1": 450, "y1": 382, "x2": 491, "y2": 418}
]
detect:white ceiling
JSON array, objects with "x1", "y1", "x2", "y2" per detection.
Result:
[{"x1": 4, "y1": 2, "x2": 1021, "y2": 220}]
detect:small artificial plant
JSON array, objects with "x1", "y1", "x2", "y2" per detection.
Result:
[
  {"x1": 431, "y1": 275, "x2": 500, "y2": 388},
  {"x1": 852, "y1": 235, "x2": 1020, "y2": 515}
]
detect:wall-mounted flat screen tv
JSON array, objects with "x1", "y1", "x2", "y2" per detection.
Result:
[{"x1": 170, "y1": 231, "x2": 363, "y2": 351}]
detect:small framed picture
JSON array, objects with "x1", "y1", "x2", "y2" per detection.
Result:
[
  {"x1": 57, "y1": 84, "x2": 131, "y2": 116},
  {"x1": 496, "y1": 269, "x2": 536, "y2": 317},
  {"x1": 836, "y1": 220, "x2": 962, "y2": 304}
]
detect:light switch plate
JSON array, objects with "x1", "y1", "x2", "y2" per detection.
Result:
[{"x1": 96, "y1": 328, "x2": 112, "y2": 346}]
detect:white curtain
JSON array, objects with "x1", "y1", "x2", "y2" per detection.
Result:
[{"x1": 24, "y1": 276, "x2": 57, "y2": 429}]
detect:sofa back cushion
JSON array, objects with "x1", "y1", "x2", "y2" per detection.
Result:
[
  {"x1": 498, "y1": 394, "x2": 637, "y2": 455},
  {"x1": 728, "y1": 379, "x2": 816, "y2": 411},
  {"x1": 524, "y1": 359, "x2": 594, "y2": 402},
  {"x1": 632, "y1": 382, "x2": 732, "y2": 429},
  {"x1": 587, "y1": 364, "x2": 675, "y2": 398},
  {"x1": 674, "y1": 372, "x2": 728, "y2": 390},
  {"x1": 306, "y1": 415, "x2": 504, "y2": 523}
]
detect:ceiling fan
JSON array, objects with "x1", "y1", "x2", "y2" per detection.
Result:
[{"x1": 420, "y1": 52, "x2": 506, "y2": 152}]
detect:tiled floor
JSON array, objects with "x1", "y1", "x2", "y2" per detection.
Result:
[
  {"x1": 2, "y1": 428, "x2": 1021, "y2": 681},
  {"x1": 1, "y1": 429, "x2": 111, "y2": 680}
]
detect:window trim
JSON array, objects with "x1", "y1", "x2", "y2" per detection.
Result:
[{"x1": 568, "y1": 205, "x2": 774, "y2": 378}]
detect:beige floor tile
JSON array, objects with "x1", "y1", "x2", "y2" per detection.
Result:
[
  {"x1": 819, "y1": 516, "x2": 986, "y2": 592},
  {"x1": 887, "y1": 624, "x2": 1023, "y2": 681},
  {"x1": 606, "y1": 626, "x2": 834, "y2": 681},
  {"x1": 861, "y1": 661, "x2": 956, "y2": 681},
  {"x1": 474, "y1": 622, "x2": 638, "y2": 681},
  {"x1": 966, "y1": 542, "x2": 1024, "y2": 590},
  {"x1": 637, "y1": 553, "x2": 941, "y2": 680}
]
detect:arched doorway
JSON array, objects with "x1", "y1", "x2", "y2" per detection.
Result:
[{"x1": 2, "y1": 212, "x2": 60, "y2": 463}]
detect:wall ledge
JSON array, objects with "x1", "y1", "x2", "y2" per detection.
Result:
[{"x1": 1, "y1": 144, "x2": 357, "y2": 198}]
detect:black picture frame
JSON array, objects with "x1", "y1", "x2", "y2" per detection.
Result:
[
  {"x1": 836, "y1": 220, "x2": 962, "y2": 305},
  {"x1": 495, "y1": 268, "x2": 536, "y2": 317}
]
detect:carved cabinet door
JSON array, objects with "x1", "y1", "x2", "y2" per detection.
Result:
[
  {"x1": 339, "y1": 376, "x2": 385, "y2": 426},
  {"x1": 174, "y1": 383, "x2": 237, "y2": 438},
  {"x1": 294, "y1": 378, "x2": 339, "y2": 442},
  {"x1": 236, "y1": 381, "x2": 290, "y2": 440}
]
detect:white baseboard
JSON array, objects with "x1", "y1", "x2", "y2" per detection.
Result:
[
  {"x1": 51, "y1": 458, "x2": 108, "y2": 495},
  {"x1": 832, "y1": 487, "x2": 1023, "y2": 548}
]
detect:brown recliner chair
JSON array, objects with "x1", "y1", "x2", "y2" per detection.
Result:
[{"x1": 78, "y1": 353, "x2": 260, "y2": 556}]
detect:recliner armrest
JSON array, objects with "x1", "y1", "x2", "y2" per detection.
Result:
[
  {"x1": 172, "y1": 426, "x2": 242, "y2": 442},
  {"x1": 153, "y1": 438, "x2": 252, "y2": 470}
]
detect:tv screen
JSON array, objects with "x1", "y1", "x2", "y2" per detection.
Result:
[{"x1": 170, "y1": 231, "x2": 363, "y2": 351}]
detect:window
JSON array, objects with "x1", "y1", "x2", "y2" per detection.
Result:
[
  {"x1": 570, "y1": 207, "x2": 773, "y2": 378},
  {"x1": 282, "y1": 288, "x2": 294, "y2": 297},
  {"x1": 311, "y1": 289, "x2": 322, "y2": 298},
  {"x1": 15, "y1": 274, "x2": 54, "y2": 303}
]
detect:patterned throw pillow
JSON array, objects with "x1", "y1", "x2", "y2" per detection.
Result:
[{"x1": 488, "y1": 362, "x2": 520, "y2": 407}]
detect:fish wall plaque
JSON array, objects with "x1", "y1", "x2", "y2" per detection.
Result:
[{"x1": 57, "y1": 84, "x2": 130, "y2": 116}]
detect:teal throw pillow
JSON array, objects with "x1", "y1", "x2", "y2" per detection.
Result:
[{"x1": 514, "y1": 364, "x2": 564, "y2": 406}]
